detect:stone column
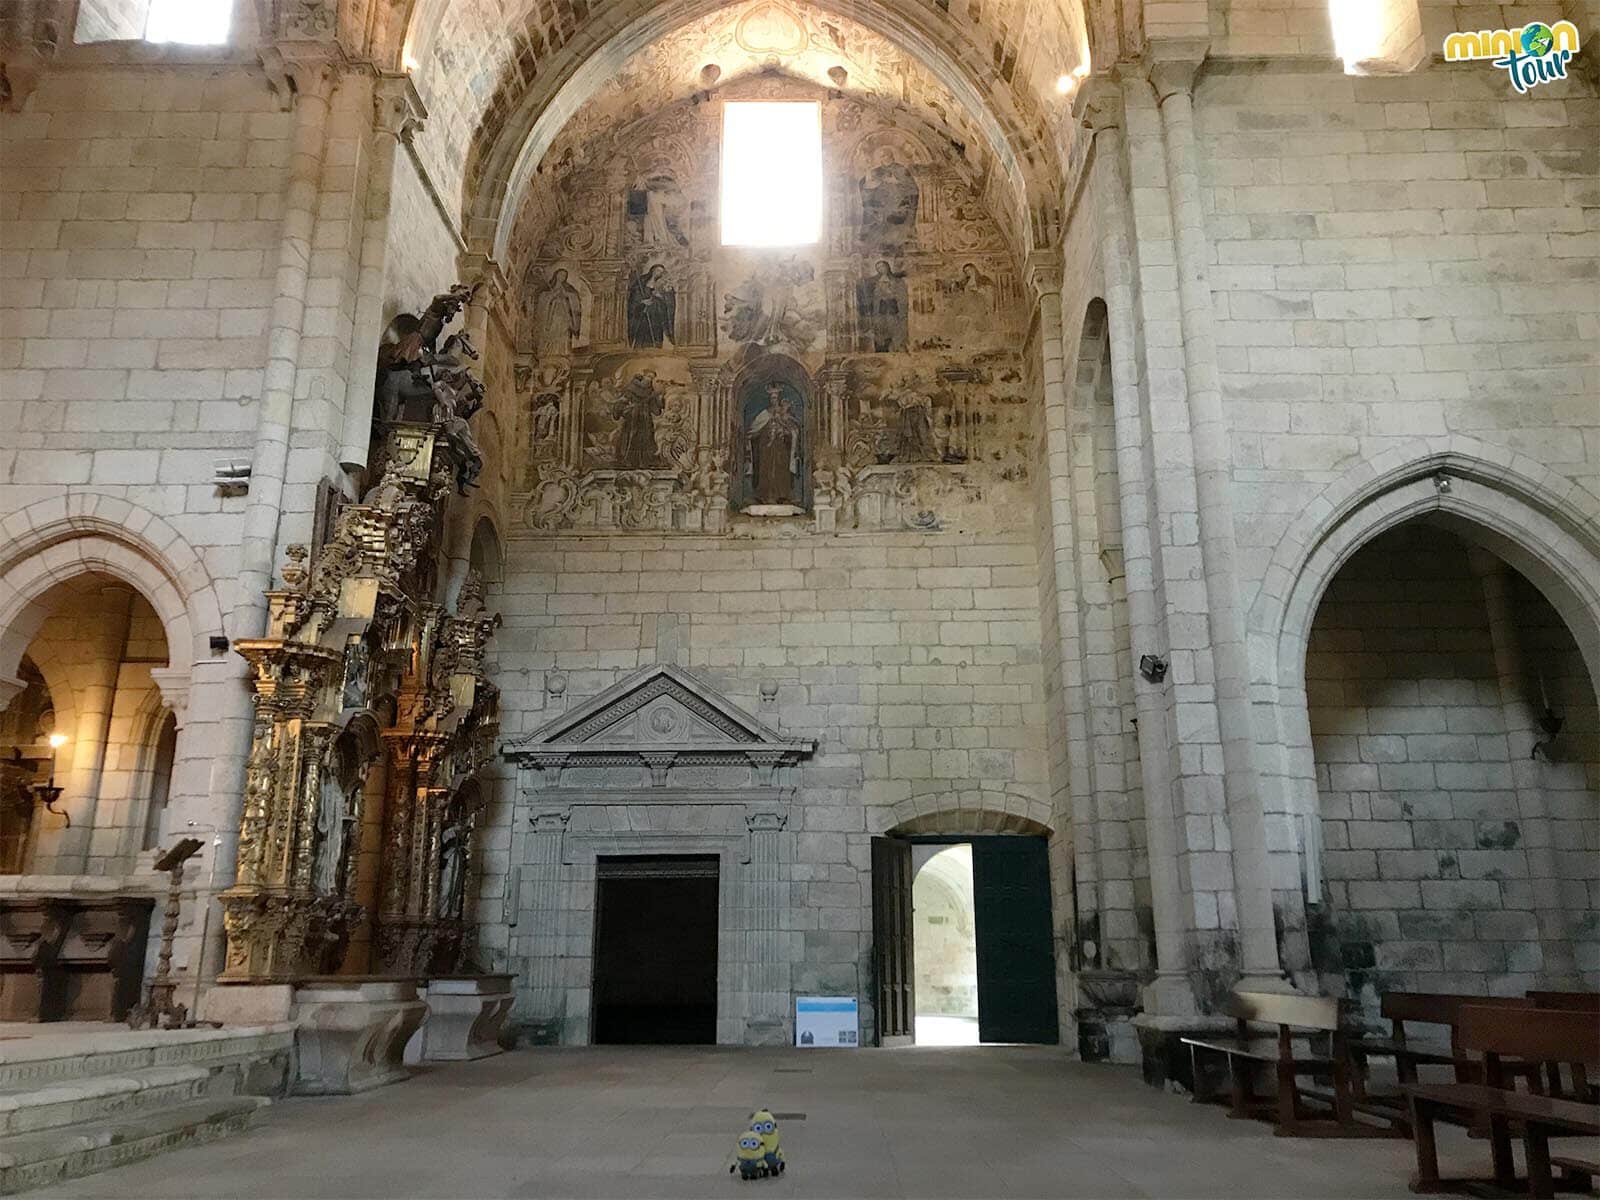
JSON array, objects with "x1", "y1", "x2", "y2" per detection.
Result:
[
  {"x1": 38, "y1": 585, "x2": 133, "y2": 871},
  {"x1": 1149, "y1": 45, "x2": 1288, "y2": 990},
  {"x1": 236, "y1": 56, "x2": 339, "y2": 639},
  {"x1": 1081, "y1": 80, "x2": 1193, "y2": 1015},
  {"x1": 338, "y1": 73, "x2": 427, "y2": 472},
  {"x1": 1470, "y1": 548, "x2": 1580, "y2": 985},
  {"x1": 1025, "y1": 253, "x2": 1096, "y2": 970}
]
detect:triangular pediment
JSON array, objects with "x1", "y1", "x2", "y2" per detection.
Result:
[{"x1": 502, "y1": 665, "x2": 813, "y2": 760}]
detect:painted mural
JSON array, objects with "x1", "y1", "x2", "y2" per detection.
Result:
[{"x1": 508, "y1": 71, "x2": 1032, "y2": 536}]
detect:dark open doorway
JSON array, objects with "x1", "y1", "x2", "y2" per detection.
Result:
[{"x1": 592, "y1": 855, "x2": 719, "y2": 1044}]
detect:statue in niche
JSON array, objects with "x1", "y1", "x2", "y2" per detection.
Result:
[
  {"x1": 313, "y1": 751, "x2": 357, "y2": 896},
  {"x1": 437, "y1": 811, "x2": 468, "y2": 921},
  {"x1": 890, "y1": 376, "x2": 939, "y2": 461},
  {"x1": 627, "y1": 264, "x2": 676, "y2": 348},
  {"x1": 856, "y1": 260, "x2": 908, "y2": 352},
  {"x1": 531, "y1": 268, "x2": 581, "y2": 361},
  {"x1": 612, "y1": 370, "x2": 665, "y2": 468},
  {"x1": 859, "y1": 147, "x2": 919, "y2": 251},
  {"x1": 340, "y1": 635, "x2": 369, "y2": 710},
  {"x1": 744, "y1": 381, "x2": 805, "y2": 509},
  {"x1": 628, "y1": 172, "x2": 689, "y2": 248}
]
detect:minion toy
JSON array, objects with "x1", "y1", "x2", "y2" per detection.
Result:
[
  {"x1": 730, "y1": 1132, "x2": 766, "y2": 1180},
  {"x1": 750, "y1": 1110, "x2": 785, "y2": 1176}
]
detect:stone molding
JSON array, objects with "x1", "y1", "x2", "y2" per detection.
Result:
[{"x1": 503, "y1": 664, "x2": 815, "y2": 791}]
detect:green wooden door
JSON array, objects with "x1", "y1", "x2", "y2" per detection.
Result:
[{"x1": 972, "y1": 835, "x2": 1059, "y2": 1044}]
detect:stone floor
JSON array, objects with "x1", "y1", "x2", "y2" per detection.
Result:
[{"x1": 30, "y1": 1044, "x2": 1506, "y2": 1199}]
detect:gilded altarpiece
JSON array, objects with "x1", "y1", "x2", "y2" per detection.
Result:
[
  {"x1": 510, "y1": 75, "x2": 1034, "y2": 538},
  {"x1": 222, "y1": 291, "x2": 501, "y2": 983}
]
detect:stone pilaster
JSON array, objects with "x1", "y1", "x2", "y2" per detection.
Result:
[
  {"x1": 339, "y1": 72, "x2": 428, "y2": 471},
  {"x1": 1147, "y1": 41, "x2": 1290, "y2": 991}
]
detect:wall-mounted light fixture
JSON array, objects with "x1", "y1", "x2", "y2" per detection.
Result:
[
  {"x1": 32, "y1": 732, "x2": 69, "y2": 827},
  {"x1": 1138, "y1": 654, "x2": 1168, "y2": 684}
]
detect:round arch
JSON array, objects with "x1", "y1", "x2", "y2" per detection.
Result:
[
  {"x1": 881, "y1": 787, "x2": 1055, "y2": 836},
  {"x1": 0, "y1": 497, "x2": 224, "y2": 683}
]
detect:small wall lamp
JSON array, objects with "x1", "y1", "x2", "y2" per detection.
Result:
[{"x1": 33, "y1": 732, "x2": 69, "y2": 827}]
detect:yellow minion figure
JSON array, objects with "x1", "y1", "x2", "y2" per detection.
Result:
[
  {"x1": 749, "y1": 1110, "x2": 785, "y2": 1176},
  {"x1": 730, "y1": 1131, "x2": 766, "y2": 1180}
]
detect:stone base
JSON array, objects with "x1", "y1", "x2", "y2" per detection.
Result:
[
  {"x1": 403, "y1": 974, "x2": 514, "y2": 1064},
  {"x1": 291, "y1": 978, "x2": 426, "y2": 1096},
  {"x1": 198, "y1": 982, "x2": 295, "y2": 1025},
  {"x1": 1133, "y1": 1013, "x2": 1237, "y2": 1094}
]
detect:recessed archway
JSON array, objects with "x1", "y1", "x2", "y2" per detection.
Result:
[{"x1": 1246, "y1": 444, "x2": 1600, "y2": 991}]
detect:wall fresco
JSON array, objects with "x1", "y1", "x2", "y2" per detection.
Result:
[{"x1": 506, "y1": 75, "x2": 1033, "y2": 536}]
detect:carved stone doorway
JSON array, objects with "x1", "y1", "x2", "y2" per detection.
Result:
[{"x1": 591, "y1": 854, "x2": 719, "y2": 1044}]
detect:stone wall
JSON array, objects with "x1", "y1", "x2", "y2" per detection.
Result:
[
  {"x1": 1197, "y1": 59, "x2": 1600, "y2": 602},
  {"x1": 0, "y1": 63, "x2": 291, "y2": 602},
  {"x1": 485, "y1": 529, "x2": 1049, "y2": 1039}
]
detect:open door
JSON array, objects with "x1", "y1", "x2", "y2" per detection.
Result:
[
  {"x1": 871, "y1": 836, "x2": 914, "y2": 1045},
  {"x1": 972, "y1": 835, "x2": 1059, "y2": 1044}
]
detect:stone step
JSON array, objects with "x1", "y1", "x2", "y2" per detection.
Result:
[
  {"x1": 0, "y1": 1025, "x2": 294, "y2": 1090},
  {"x1": 0, "y1": 1064, "x2": 215, "y2": 1137},
  {"x1": 0, "y1": 1094, "x2": 268, "y2": 1194}
]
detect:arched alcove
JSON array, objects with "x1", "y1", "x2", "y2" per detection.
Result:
[{"x1": 1248, "y1": 448, "x2": 1600, "y2": 997}]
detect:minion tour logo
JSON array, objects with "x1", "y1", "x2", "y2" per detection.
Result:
[{"x1": 1444, "y1": 20, "x2": 1581, "y2": 93}]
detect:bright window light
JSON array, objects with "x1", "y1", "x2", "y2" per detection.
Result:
[
  {"x1": 720, "y1": 101, "x2": 822, "y2": 247},
  {"x1": 146, "y1": 0, "x2": 231, "y2": 45}
]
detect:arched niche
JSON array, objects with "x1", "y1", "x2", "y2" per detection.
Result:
[{"x1": 728, "y1": 351, "x2": 815, "y2": 515}]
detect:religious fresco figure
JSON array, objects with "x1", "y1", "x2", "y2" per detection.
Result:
[
  {"x1": 859, "y1": 147, "x2": 919, "y2": 250},
  {"x1": 891, "y1": 378, "x2": 939, "y2": 461},
  {"x1": 856, "y1": 260, "x2": 908, "y2": 352},
  {"x1": 745, "y1": 382, "x2": 805, "y2": 507},
  {"x1": 532, "y1": 268, "x2": 581, "y2": 360},
  {"x1": 612, "y1": 370, "x2": 665, "y2": 468},
  {"x1": 628, "y1": 172, "x2": 689, "y2": 248},
  {"x1": 627, "y1": 264, "x2": 676, "y2": 347}
]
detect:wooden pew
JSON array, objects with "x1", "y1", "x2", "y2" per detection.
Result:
[
  {"x1": 1528, "y1": 991, "x2": 1600, "y2": 1012},
  {"x1": 1181, "y1": 991, "x2": 1401, "y2": 1137},
  {"x1": 1349, "y1": 992, "x2": 1546, "y2": 1126},
  {"x1": 1404, "y1": 1004, "x2": 1600, "y2": 1196}
]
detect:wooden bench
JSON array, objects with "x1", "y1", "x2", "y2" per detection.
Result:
[
  {"x1": 1349, "y1": 992, "x2": 1540, "y2": 1126},
  {"x1": 1181, "y1": 991, "x2": 1401, "y2": 1137},
  {"x1": 1404, "y1": 1004, "x2": 1600, "y2": 1196},
  {"x1": 1528, "y1": 992, "x2": 1600, "y2": 1012}
]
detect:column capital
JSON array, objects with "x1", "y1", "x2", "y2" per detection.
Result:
[
  {"x1": 257, "y1": 45, "x2": 341, "y2": 111},
  {"x1": 373, "y1": 72, "x2": 427, "y2": 143},
  {"x1": 456, "y1": 248, "x2": 509, "y2": 306},
  {"x1": 1024, "y1": 251, "x2": 1063, "y2": 301},
  {"x1": 1143, "y1": 37, "x2": 1210, "y2": 101},
  {"x1": 149, "y1": 666, "x2": 191, "y2": 728},
  {"x1": 1072, "y1": 74, "x2": 1124, "y2": 132}
]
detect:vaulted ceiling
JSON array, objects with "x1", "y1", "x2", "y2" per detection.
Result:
[{"x1": 363, "y1": 0, "x2": 1132, "y2": 261}]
